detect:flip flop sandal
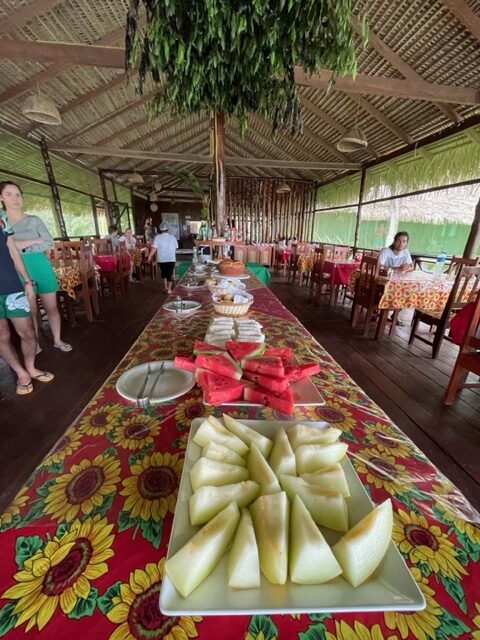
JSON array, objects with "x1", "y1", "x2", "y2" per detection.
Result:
[
  {"x1": 16, "y1": 381, "x2": 33, "y2": 395},
  {"x1": 31, "y1": 371, "x2": 55, "y2": 383},
  {"x1": 54, "y1": 342, "x2": 73, "y2": 352}
]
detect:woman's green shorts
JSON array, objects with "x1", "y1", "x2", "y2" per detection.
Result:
[{"x1": 21, "y1": 252, "x2": 59, "y2": 294}]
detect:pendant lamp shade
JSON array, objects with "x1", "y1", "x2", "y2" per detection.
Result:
[
  {"x1": 336, "y1": 125, "x2": 368, "y2": 152},
  {"x1": 21, "y1": 93, "x2": 61, "y2": 125},
  {"x1": 125, "y1": 173, "x2": 144, "y2": 185},
  {"x1": 276, "y1": 181, "x2": 291, "y2": 194}
]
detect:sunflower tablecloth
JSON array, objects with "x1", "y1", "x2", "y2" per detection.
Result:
[
  {"x1": 1, "y1": 276, "x2": 479, "y2": 640},
  {"x1": 378, "y1": 272, "x2": 457, "y2": 312},
  {"x1": 52, "y1": 261, "x2": 82, "y2": 299}
]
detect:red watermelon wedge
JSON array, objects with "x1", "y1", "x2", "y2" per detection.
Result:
[
  {"x1": 226, "y1": 341, "x2": 265, "y2": 360},
  {"x1": 263, "y1": 346, "x2": 294, "y2": 367},
  {"x1": 242, "y1": 356, "x2": 285, "y2": 378},
  {"x1": 173, "y1": 355, "x2": 197, "y2": 373},
  {"x1": 200, "y1": 371, "x2": 249, "y2": 405},
  {"x1": 242, "y1": 370, "x2": 290, "y2": 393},
  {"x1": 193, "y1": 340, "x2": 225, "y2": 355},
  {"x1": 196, "y1": 353, "x2": 242, "y2": 380},
  {"x1": 284, "y1": 362, "x2": 320, "y2": 381},
  {"x1": 244, "y1": 384, "x2": 294, "y2": 415}
]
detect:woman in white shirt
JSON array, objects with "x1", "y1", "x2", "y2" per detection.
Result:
[
  {"x1": 379, "y1": 231, "x2": 414, "y2": 273},
  {"x1": 148, "y1": 222, "x2": 178, "y2": 293}
]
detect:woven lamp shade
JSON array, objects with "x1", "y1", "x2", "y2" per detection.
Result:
[
  {"x1": 276, "y1": 181, "x2": 291, "y2": 194},
  {"x1": 21, "y1": 94, "x2": 61, "y2": 125},
  {"x1": 336, "y1": 125, "x2": 368, "y2": 152}
]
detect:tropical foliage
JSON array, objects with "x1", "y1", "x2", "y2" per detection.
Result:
[{"x1": 126, "y1": 0, "x2": 365, "y2": 134}]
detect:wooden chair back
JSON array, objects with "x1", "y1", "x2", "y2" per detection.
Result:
[
  {"x1": 444, "y1": 287, "x2": 480, "y2": 403},
  {"x1": 91, "y1": 237, "x2": 113, "y2": 255},
  {"x1": 322, "y1": 244, "x2": 334, "y2": 260},
  {"x1": 447, "y1": 255, "x2": 479, "y2": 275},
  {"x1": 351, "y1": 255, "x2": 382, "y2": 335},
  {"x1": 333, "y1": 245, "x2": 350, "y2": 260},
  {"x1": 49, "y1": 240, "x2": 82, "y2": 260},
  {"x1": 78, "y1": 242, "x2": 100, "y2": 321}
]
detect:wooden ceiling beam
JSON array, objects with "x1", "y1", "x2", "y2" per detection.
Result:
[
  {"x1": 352, "y1": 16, "x2": 461, "y2": 124},
  {"x1": 0, "y1": 0, "x2": 63, "y2": 35},
  {"x1": 440, "y1": 0, "x2": 480, "y2": 41},
  {"x1": 294, "y1": 68, "x2": 480, "y2": 105},
  {"x1": 0, "y1": 38, "x2": 124, "y2": 68},
  {"x1": 49, "y1": 145, "x2": 362, "y2": 170}
]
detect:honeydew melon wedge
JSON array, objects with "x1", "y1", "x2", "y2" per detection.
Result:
[
  {"x1": 301, "y1": 464, "x2": 351, "y2": 498},
  {"x1": 250, "y1": 491, "x2": 289, "y2": 585},
  {"x1": 268, "y1": 427, "x2": 296, "y2": 476},
  {"x1": 290, "y1": 495, "x2": 343, "y2": 584},
  {"x1": 287, "y1": 424, "x2": 342, "y2": 450},
  {"x1": 189, "y1": 481, "x2": 260, "y2": 525},
  {"x1": 279, "y1": 474, "x2": 348, "y2": 532},
  {"x1": 190, "y1": 458, "x2": 249, "y2": 492},
  {"x1": 165, "y1": 501, "x2": 240, "y2": 598},
  {"x1": 228, "y1": 507, "x2": 261, "y2": 589},
  {"x1": 296, "y1": 442, "x2": 348, "y2": 474},
  {"x1": 193, "y1": 416, "x2": 249, "y2": 456},
  {"x1": 202, "y1": 441, "x2": 246, "y2": 467},
  {"x1": 223, "y1": 414, "x2": 273, "y2": 457},
  {"x1": 332, "y1": 499, "x2": 393, "y2": 587},
  {"x1": 247, "y1": 445, "x2": 281, "y2": 495}
]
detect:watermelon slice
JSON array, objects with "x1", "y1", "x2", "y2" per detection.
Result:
[
  {"x1": 242, "y1": 370, "x2": 291, "y2": 393},
  {"x1": 226, "y1": 341, "x2": 265, "y2": 360},
  {"x1": 263, "y1": 347, "x2": 294, "y2": 367},
  {"x1": 200, "y1": 371, "x2": 249, "y2": 405},
  {"x1": 244, "y1": 384, "x2": 294, "y2": 416},
  {"x1": 174, "y1": 355, "x2": 197, "y2": 373},
  {"x1": 196, "y1": 353, "x2": 243, "y2": 380},
  {"x1": 284, "y1": 362, "x2": 320, "y2": 381},
  {"x1": 193, "y1": 340, "x2": 225, "y2": 355},
  {"x1": 242, "y1": 357, "x2": 285, "y2": 378}
]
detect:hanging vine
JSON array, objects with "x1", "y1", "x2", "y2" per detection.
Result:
[{"x1": 125, "y1": 0, "x2": 367, "y2": 136}]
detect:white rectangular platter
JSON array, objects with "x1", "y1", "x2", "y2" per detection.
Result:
[{"x1": 160, "y1": 419, "x2": 425, "y2": 616}]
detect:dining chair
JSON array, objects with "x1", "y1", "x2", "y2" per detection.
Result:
[
  {"x1": 447, "y1": 255, "x2": 479, "y2": 275},
  {"x1": 309, "y1": 247, "x2": 331, "y2": 302},
  {"x1": 333, "y1": 245, "x2": 350, "y2": 260},
  {"x1": 78, "y1": 243, "x2": 100, "y2": 321},
  {"x1": 91, "y1": 237, "x2": 113, "y2": 255},
  {"x1": 351, "y1": 255, "x2": 383, "y2": 336},
  {"x1": 443, "y1": 287, "x2": 480, "y2": 404},
  {"x1": 409, "y1": 264, "x2": 480, "y2": 358},
  {"x1": 99, "y1": 242, "x2": 130, "y2": 297}
]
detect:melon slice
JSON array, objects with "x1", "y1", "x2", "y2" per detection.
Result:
[
  {"x1": 332, "y1": 499, "x2": 393, "y2": 587},
  {"x1": 247, "y1": 444, "x2": 281, "y2": 495},
  {"x1": 226, "y1": 341, "x2": 266, "y2": 360},
  {"x1": 244, "y1": 384, "x2": 294, "y2": 415},
  {"x1": 196, "y1": 353, "x2": 242, "y2": 380},
  {"x1": 290, "y1": 495, "x2": 343, "y2": 584},
  {"x1": 202, "y1": 373, "x2": 249, "y2": 405},
  {"x1": 287, "y1": 424, "x2": 342, "y2": 450},
  {"x1": 189, "y1": 458, "x2": 248, "y2": 492},
  {"x1": 279, "y1": 474, "x2": 348, "y2": 532},
  {"x1": 193, "y1": 340, "x2": 225, "y2": 355},
  {"x1": 268, "y1": 427, "x2": 296, "y2": 476},
  {"x1": 301, "y1": 464, "x2": 351, "y2": 498},
  {"x1": 165, "y1": 501, "x2": 240, "y2": 598},
  {"x1": 242, "y1": 370, "x2": 290, "y2": 393},
  {"x1": 173, "y1": 355, "x2": 197, "y2": 372},
  {"x1": 223, "y1": 414, "x2": 272, "y2": 457},
  {"x1": 284, "y1": 362, "x2": 320, "y2": 381},
  {"x1": 263, "y1": 346, "x2": 293, "y2": 367},
  {"x1": 250, "y1": 491, "x2": 289, "y2": 585},
  {"x1": 189, "y1": 480, "x2": 259, "y2": 525},
  {"x1": 202, "y1": 441, "x2": 246, "y2": 467},
  {"x1": 193, "y1": 416, "x2": 249, "y2": 455},
  {"x1": 296, "y1": 442, "x2": 348, "y2": 474},
  {"x1": 242, "y1": 356, "x2": 285, "y2": 377},
  {"x1": 228, "y1": 507, "x2": 261, "y2": 589}
]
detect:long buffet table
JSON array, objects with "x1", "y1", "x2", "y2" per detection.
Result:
[{"x1": 0, "y1": 272, "x2": 479, "y2": 639}]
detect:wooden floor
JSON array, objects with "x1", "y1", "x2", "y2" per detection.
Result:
[{"x1": 1, "y1": 273, "x2": 479, "y2": 515}]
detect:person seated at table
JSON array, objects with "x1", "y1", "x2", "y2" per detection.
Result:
[
  {"x1": 1, "y1": 181, "x2": 72, "y2": 352},
  {"x1": 277, "y1": 236, "x2": 287, "y2": 252},
  {"x1": 379, "y1": 231, "x2": 414, "y2": 274},
  {"x1": 118, "y1": 227, "x2": 137, "y2": 251},
  {"x1": 0, "y1": 205, "x2": 54, "y2": 395},
  {"x1": 148, "y1": 221, "x2": 178, "y2": 294},
  {"x1": 105, "y1": 225, "x2": 120, "y2": 251}
]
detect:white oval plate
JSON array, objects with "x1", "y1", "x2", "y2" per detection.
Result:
[
  {"x1": 116, "y1": 361, "x2": 195, "y2": 404},
  {"x1": 163, "y1": 300, "x2": 201, "y2": 315}
]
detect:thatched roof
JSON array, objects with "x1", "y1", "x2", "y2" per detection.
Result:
[{"x1": 0, "y1": 0, "x2": 479, "y2": 196}]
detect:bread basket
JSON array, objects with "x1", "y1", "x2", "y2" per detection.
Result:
[{"x1": 212, "y1": 291, "x2": 254, "y2": 317}]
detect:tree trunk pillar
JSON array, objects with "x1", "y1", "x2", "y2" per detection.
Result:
[
  {"x1": 213, "y1": 111, "x2": 226, "y2": 235},
  {"x1": 463, "y1": 196, "x2": 480, "y2": 258}
]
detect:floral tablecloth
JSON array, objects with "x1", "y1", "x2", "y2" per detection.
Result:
[
  {"x1": 378, "y1": 272, "x2": 457, "y2": 311},
  {"x1": 52, "y1": 261, "x2": 82, "y2": 299},
  {"x1": 1, "y1": 275, "x2": 479, "y2": 640}
]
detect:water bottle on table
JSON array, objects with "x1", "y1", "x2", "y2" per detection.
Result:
[{"x1": 433, "y1": 251, "x2": 447, "y2": 275}]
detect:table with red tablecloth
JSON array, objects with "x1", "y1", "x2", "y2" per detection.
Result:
[
  {"x1": 323, "y1": 259, "x2": 360, "y2": 286},
  {"x1": 0, "y1": 274, "x2": 479, "y2": 639},
  {"x1": 93, "y1": 254, "x2": 119, "y2": 272}
]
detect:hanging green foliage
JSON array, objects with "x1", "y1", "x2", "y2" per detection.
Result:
[{"x1": 125, "y1": 0, "x2": 365, "y2": 135}]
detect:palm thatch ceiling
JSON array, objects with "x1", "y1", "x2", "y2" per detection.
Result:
[{"x1": 0, "y1": 0, "x2": 479, "y2": 198}]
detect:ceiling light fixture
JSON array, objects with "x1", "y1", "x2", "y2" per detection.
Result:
[
  {"x1": 276, "y1": 181, "x2": 291, "y2": 194},
  {"x1": 336, "y1": 95, "x2": 368, "y2": 153},
  {"x1": 21, "y1": 92, "x2": 62, "y2": 125}
]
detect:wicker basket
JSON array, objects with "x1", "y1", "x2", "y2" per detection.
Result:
[{"x1": 212, "y1": 292, "x2": 253, "y2": 317}]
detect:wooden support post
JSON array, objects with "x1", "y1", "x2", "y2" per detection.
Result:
[
  {"x1": 353, "y1": 168, "x2": 366, "y2": 252},
  {"x1": 463, "y1": 196, "x2": 480, "y2": 258},
  {"x1": 99, "y1": 169, "x2": 111, "y2": 224},
  {"x1": 91, "y1": 195, "x2": 100, "y2": 236},
  {"x1": 213, "y1": 111, "x2": 226, "y2": 235},
  {"x1": 39, "y1": 136, "x2": 68, "y2": 238}
]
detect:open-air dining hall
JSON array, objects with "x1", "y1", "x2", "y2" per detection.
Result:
[{"x1": 1, "y1": 0, "x2": 480, "y2": 638}]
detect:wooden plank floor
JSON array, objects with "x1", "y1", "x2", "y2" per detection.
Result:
[{"x1": 1, "y1": 273, "x2": 479, "y2": 514}]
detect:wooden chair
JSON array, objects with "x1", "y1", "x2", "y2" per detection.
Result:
[
  {"x1": 99, "y1": 242, "x2": 131, "y2": 297},
  {"x1": 139, "y1": 244, "x2": 157, "y2": 280},
  {"x1": 351, "y1": 255, "x2": 382, "y2": 336},
  {"x1": 443, "y1": 287, "x2": 480, "y2": 404},
  {"x1": 78, "y1": 243, "x2": 100, "y2": 321},
  {"x1": 447, "y1": 255, "x2": 479, "y2": 275},
  {"x1": 333, "y1": 245, "x2": 350, "y2": 260},
  {"x1": 409, "y1": 265, "x2": 480, "y2": 358},
  {"x1": 91, "y1": 237, "x2": 113, "y2": 255},
  {"x1": 309, "y1": 247, "x2": 331, "y2": 302}
]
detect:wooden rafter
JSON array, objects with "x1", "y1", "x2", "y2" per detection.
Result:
[
  {"x1": 355, "y1": 95, "x2": 414, "y2": 145},
  {"x1": 440, "y1": 0, "x2": 480, "y2": 41},
  {"x1": 0, "y1": 0, "x2": 63, "y2": 35},
  {"x1": 300, "y1": 124, "x2": 355, "y2": 163}
]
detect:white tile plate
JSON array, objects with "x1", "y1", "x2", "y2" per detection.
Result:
[
  {"x1": 116, "y1": 361, "x2": 195, "y2": 404},
  {"x1": 160, "y1": 419, "x2": 425, "y2": 616}
]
